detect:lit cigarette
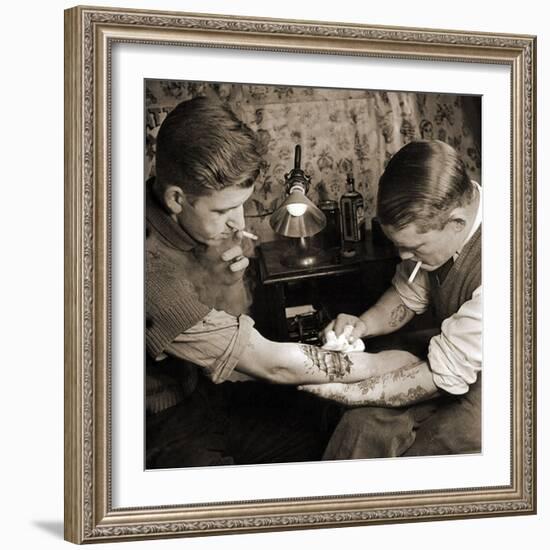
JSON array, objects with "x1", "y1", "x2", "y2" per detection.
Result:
[
  {"x1": 408, "y1": 261, "x2": 422, "y2": 283},
  {"x1": 227, "y1": 221, "x2": 259, "y2": 241},
  {"x1": 242, "y1": 230, "x2": 258, "y2": 241}
]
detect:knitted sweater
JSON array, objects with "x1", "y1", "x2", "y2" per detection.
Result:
[
  {"x1": 428, "y1": 226, "x2": 482, "y2": 326},
  {"x1": 145, "y1": 182, "x2": 253, "y2": 413},
  {"x1": 145, "y1": 186, "x2": 252, "y2": 359}
]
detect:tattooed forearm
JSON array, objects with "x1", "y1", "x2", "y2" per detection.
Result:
[
  {"x1": 299, "y1": 359, "x2": 438, "y2": 407},
  {"x1": 352, "y1": 360, "x2": 436, "y2": 406},
  {"x1": 388, "y1": 360, "x2": 425, "y2": 381},
  {"x1": 389, "y1": 304, "x2": 408, "y2": 327},
  {"x1": 300, "y1": 344, "x2": 353, "y2": 381},
  {"x1": 357, "y1": 360, "x2": 423, "y2": 391},
  {"x1": 384, "y1": 385, "x2": 436, "y2": 407}
]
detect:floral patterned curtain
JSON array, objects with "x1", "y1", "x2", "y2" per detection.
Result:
[{"x1": 146, "y1": 81, "x2": 481, "y2": 242}]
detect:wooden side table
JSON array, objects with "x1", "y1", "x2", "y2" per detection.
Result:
[{"x1": 254, "y1": 232, "x2": 398, "y2": 341}]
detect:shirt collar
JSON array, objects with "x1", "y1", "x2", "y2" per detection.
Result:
[
  {"x1": 145, "y1": 179, "x2": 199, "y2": 252},
  {"x1": 455, "y1": 180, "x2": 482, "y2": 259}
]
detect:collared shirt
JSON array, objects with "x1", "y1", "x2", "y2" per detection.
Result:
[
  {"x1": 391, "y1": 182, "x2": 482, "y2": 394},
  {"x1": 146, "y1": 180, "x2": 254, "y2": 383}
]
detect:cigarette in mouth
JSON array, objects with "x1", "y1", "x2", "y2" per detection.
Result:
[
  {"x1": 242, "y1": 230, "x2": 258, "y2": 241},
  {"x1": 408, "y1": 261, "x2": 422, "y2": 283}
]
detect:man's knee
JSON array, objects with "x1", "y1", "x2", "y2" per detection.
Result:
[
  {"x1": 405, "y1": 393, "x2": 481, "y2": 456},
  {"x1": 323, "y1": 407, "x2": 417, "y2": 460}
]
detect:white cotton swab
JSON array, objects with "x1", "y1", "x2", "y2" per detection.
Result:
[{"x1": 408, "y1": 261, "x2": 422, "y2": 283}]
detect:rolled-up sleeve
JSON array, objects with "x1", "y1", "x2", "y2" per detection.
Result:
[
  {"x1": 428, "y1": 286, "x2": 482, "y2": 394},
  {"x1": 392, "y1": 260, "x2": 431, "y2": 314},
  {"x1": 163, "y1": 309, "x2": 255, "y2": 383}
]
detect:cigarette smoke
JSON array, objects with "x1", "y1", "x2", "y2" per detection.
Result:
[{"x1": 188, "y1": 231, "x2": 253, "y2": 316}]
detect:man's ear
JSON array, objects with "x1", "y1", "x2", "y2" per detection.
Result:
[
  {"x1": 447, "y1": 207, "x2": 468, "y2": 233},
  {"x1": 163, "y1": 185, "x2": 186, "y2": 215}
]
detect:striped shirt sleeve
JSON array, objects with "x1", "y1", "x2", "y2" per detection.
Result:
[{"x1": 162, "y1": 309, "x2": 255, "y2": 383}]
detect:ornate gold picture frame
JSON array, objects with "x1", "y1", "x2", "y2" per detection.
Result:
[{"x1": 64, "y1": 5, "x2": 536, "y2": 544}]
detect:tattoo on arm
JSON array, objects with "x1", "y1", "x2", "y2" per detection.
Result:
[
  {"x1": 356, "y1": 360, "x2": 430, "y2": 406},
  {"x1": 299, "y1": 345, "x2": 352, "y2": 381},
  {"x1": 389, "y1": 304, "x2": 408, "y2": 327},
  {"x1": 384, "y1": 385, "x2": 434, "y2": 407}
]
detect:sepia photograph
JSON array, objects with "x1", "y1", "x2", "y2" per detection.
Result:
[
  {"x1": 63, "y1": 5, "x2": 536, "y2": 543},
  {"x1": 144, "y1": 80, "x2": 482, "y2": 469}
]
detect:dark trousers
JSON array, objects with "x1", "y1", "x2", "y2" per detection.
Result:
[
  {"x1": 146, "y1": 376, "x2": 342, "y2": 468},
  {"x1": 323, "y1": 377, "x2": 481, "y2": 460},
  {"x1": 323, "y1": 328, "x2": 482, "y2": 460}
]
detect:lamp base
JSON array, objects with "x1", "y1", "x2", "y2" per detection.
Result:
[{"x1": 280, "y1": 238, "x2": 331, "y2": 268}]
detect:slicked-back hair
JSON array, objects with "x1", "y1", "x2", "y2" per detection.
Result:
[
  {"x1": 377, "y1": 140, "x2": 475, "y2": 232},
  {"x1": 155, "y1": 96, "x2": 261, "y2": 198}
]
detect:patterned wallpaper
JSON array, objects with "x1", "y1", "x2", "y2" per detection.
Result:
[{"x1": 145, "y1": 80, "x2": 481, "y2": 243}]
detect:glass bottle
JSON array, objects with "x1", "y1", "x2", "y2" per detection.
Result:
[
  {"x1": 340, "y1": 174, "x2": 365, "y2": 255},
  {"x1": 318, "y1": 199, "x2": 340, "y2": 249}
]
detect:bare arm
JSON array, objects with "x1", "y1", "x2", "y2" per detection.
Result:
[
  {"x1": 300, "y1": 359, "x2": 440, "y2": 407},
  {"x1": 164, "y1": 310, "x2": 418, "y2": 386},
  {"x1": 235, "y1": 329, "x2": 419, "y2": 385},
  {"x1": 360, "y1": 286, "x2": 415, "y2": 337}
]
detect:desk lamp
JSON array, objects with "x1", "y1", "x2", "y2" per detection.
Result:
[{"x1": 270, "y1": 144, "x2": 327, "y2": 267}]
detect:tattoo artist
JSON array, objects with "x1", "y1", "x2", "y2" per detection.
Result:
[{"x1": 302, "y1": 140, "x2": 482, "y2": 459}]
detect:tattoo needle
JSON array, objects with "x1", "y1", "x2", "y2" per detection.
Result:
[{"x1": 408, "y1": 261, "x2": 422, "y2": 283}]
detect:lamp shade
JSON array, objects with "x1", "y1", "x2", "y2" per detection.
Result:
[{"x1": 270, "y1": 186, "x2": 326, "y2": 238}]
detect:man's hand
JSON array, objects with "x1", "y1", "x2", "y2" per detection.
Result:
[
  {"x1": 221, "y1": 244, "x2": 250, "y2": 273},
  {"x1": 322, "y1": 314, "x2": 367, "y2": 344}
]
